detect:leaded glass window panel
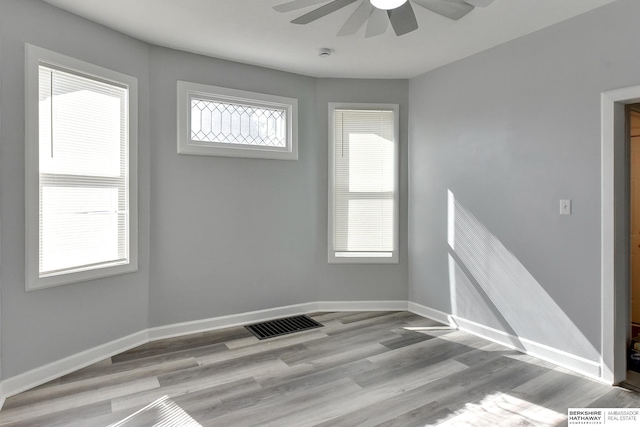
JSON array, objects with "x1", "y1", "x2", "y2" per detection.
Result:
[{"x1": 177, "y1": 81, "x2": 298, "y2": 160}]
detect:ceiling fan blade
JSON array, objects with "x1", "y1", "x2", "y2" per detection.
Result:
[
  {"x1": 273, "y1": 0, "x2": 332, "y2": 13},
  {"x1": 412, "y1": 0, "x2": 474, "y2": 20},
  {"x1": 292, "y1": 0, "x2": 359, "y2": 24},
  {"x1": 388, "y1": 1, "x2": 418, "y2": 36},
  {"x1": 463, "y1": 0, "x2": 494, "y2": 7},
  {"x1": 338, "y1": 1, "x2": 374, "y2": 36},
  {"x1": 365, "y1": 8, "x2": 389, "y2": 38}
]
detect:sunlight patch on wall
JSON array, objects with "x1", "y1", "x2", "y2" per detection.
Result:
[
  {"x1": 447, "y1": 190, "x2": 600, "y2": 363},
  {"x1": 449, "y1": 253, "x2": 511, "y2": 333}
]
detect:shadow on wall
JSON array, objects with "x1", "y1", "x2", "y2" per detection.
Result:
[{"x1": 446, "y1": 190, "x2": 600, "y2": 364}]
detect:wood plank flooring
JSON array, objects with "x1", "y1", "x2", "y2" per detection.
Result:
[{"x1": 1, "y1": 311, "x2": 639, "y2": 426}]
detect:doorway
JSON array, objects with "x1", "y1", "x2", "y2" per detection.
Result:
[
  {"x1": 601, "y1": 85, "x2": 640, "y2": 386},
  {"x1": 626, "y1": 105, "x2": 640, "y2": 390}
]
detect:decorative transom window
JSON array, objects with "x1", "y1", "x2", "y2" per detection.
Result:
[
  {"x1": 328, "y1": 103, "x2": 399, "y2": 264},
  {"x1": 177, "y1": 81, "x2": 298, "y2": 160},
  {"x1": 190, "y1": 99, "x2": 286, "y2": 147},
  {"x1": 25, "y1": 44, "x2": 138, "y2": 290}
]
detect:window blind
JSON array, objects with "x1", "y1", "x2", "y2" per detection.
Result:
[
  {"x1": 38, "y1": 64, "x2": 129, "y2": 277},
  {"x1": 332, "y1": 109, "x2": 395, "y2": 257}
]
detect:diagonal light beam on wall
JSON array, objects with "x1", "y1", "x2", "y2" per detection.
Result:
[{"x1": 447, "y1": 190, "x2": 600, "y2": 366}]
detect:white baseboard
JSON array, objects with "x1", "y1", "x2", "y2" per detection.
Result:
[
  {"x1": 454, "y1": 316, "x2": 603, "y2": 381},
  {"x1": 407, "y1": 301, "x2": 454, "y2": 326},
  {"x1": 317, "y1": 300, "x2": 408, "y2": 312},
  {"x1": 408, "y1": 302, "x2": 604, "y2": 382},
  {"x1": 0, "y1": 300, "x2": 406, "y2": 405},
  {"x1": 0, "y1": 383, "x2": 5, "y2": 410},
  {"x1": 149, "y1": 301, "x2": 408, "y2": 341},
  {"x1": 0, "y1": 330, "x2": 148, "y2": 400},
  {"x1": 148, "y1": 302, "x2": 318, "y2": 341},
  {"x1": 0, "y1": 299, "x2": 608, "y2": 407}
]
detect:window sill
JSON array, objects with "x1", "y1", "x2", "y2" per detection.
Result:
[
  {"x1": 26, "y1": 262, "x2": 138, "y2": 291},
  {"x1": 328, "y1": 253, "x2": 399, "y2": 264}
]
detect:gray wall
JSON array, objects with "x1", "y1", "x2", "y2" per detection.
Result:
[
  {"x1": 147, "y1": 47, "x2": 320, "y2": 326},
  {"x1": 314, "y1": 79, "x2": 409, "y2": 301},
  {"x1": 408, "y1": 0, "x2": 640, "y2": 360},
  {"x1": 0, "y1": 0, "x2": 409, "y2": 379},
  {"x1": 0, "y1": 0, "x2": 632, "y2": 385},
  {"x1": 147, "y1": 53, "x2": 409, "y2": 327},
  {"x1": 0, "y1": 0, "x2": 151, "y2": 378},
  {"x1": 0, "y1": 8, "x2": 3, "y2": 382}
]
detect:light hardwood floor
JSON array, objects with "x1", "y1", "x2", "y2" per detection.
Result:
[{"x1": 0, "y1": 311, "x2": 638, "y2": 426}]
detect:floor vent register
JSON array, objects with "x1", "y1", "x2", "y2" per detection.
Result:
[{"x1": 245, "y1": 315, "x2": 323, "y2": 340}]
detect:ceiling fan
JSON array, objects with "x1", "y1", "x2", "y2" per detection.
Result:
[{"x1": 274, "y1": 0, "x2": 495, "y2": 37}]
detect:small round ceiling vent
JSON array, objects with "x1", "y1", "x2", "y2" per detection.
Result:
[{"x1": 318, "y1": 48, "x2": 332, "y2": 57}]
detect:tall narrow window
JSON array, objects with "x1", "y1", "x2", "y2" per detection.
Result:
[
  {"x1": 25, "y1": 45, "x2": 138, "y2": 290},
  {"x1": 328, "y1": 103, "x2": 399, "y2": 264}
]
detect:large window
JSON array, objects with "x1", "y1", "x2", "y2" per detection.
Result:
[
  {"x1": 177, "y1": 81, "x2": 298, "y2": 160},
  {"x1": 328, "y1": 103, "x2": 399, "y2": 264},
  {"x1": 25, "y1": 44, "x2": 138, "y2": 290}
]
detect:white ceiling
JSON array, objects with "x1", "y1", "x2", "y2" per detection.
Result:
[{"x1": 43, "y1": 0, "x2": 617, "y2": 79}]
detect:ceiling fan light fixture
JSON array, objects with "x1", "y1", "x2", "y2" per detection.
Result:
[{"x1": 370, "y1": 0, "x2": 408, "y2": 11}]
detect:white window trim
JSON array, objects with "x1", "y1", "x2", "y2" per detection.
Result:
[
  {"x1": 328, "y1": 102, "x2": 400, "y2": 264},
  {"x1": 177, "y1": 81, "x2": 298, "y2": 160},
  {"x1": 25, "y1": 44, "x2": 138, "y2": 291}
]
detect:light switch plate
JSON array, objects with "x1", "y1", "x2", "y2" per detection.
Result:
[{"x1": 560, "y1": 199, "x2": 571, "y2": 215}]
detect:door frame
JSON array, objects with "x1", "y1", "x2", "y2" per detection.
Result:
[{"x1": 601, "y1": 85, "x2": 640, "y2": 384}]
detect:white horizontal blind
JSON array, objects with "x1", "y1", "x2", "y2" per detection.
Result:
[
  {"x1": 333, "y1": 109, "x2": 395, "y2": 257},
  {"x1": 38, "y1": 64, "x2": 129, "y2": 277}
]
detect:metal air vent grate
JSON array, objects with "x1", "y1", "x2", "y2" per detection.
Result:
[{"x1": 245, "y1": 315, "x2": 323, "y2": 340}]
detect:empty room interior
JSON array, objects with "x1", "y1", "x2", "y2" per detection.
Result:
[{"x1": 2, "y1": 0, "x2": 640, "y2": 425}]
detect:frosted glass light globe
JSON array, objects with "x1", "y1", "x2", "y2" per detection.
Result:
[{"x1": 371, "y1": 0, "x2": 408, "y2": 10}]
